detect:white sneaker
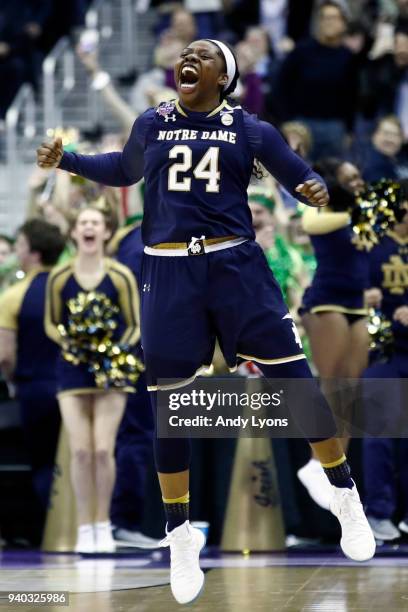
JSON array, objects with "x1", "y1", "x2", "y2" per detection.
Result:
[
  {"x1": 297, "y1": 458, "x2": 333, "y2": 510},
  {"x1": 159, "y1": 521, "x2": 205, "y2": 605},
  {"x1": 75, "y1": 524, "x2": 95, "y2": 554},
  {"x1": 112, "y1": 527, "x2": 161, "y2": 549},
  {"x1": 94, "y1": 521, "x2": 116, "y2": 553},
  {"x1": 368, "y1": 516, "x2": 400, "y2": 541},
  {"x1": 330, "y1": 482, "x2": 376, "y2": 561}
]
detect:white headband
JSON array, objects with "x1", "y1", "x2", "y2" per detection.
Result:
[{"x1": 209, "y1": 39, "x2": 237, "y2": 91}]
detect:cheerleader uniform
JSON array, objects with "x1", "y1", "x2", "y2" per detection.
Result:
[
  {"x1": 362, "y1": 231, "x2": 408, "y2": 526},
  {"x1": 300, "y1": 207, "x2": 370, "y2": 320},
  {"x1": 45, "y1": 257, "x2": 140, "y2": 398},
  {"x1": 0, "y1": 266, "x2": 60, "y2": 507}
]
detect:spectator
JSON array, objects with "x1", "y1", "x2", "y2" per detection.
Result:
[
  {"x1": 0, "y1": 235, "x2": 17, "y2": 294},
  {"x1": 165, "y1": 8, "x2": 197, "y2": 47},
  {"x1": 130, "y1": 38, "x2": 182, "y2": 116},
  {"x1": 257, "y1": 0, "x2": 290, "y2": 56},
  {"x1": 38, "y1": 0, "x2": 90, "y2": 55},
  {"x1": 223, "y1": 0, "x2": 259, "y2": 41},
  {"x1": 243, "y1": 26, "x2": 282, "y2": 121},
  {"x1": 248, "y1": 188, "x2": 306, "y2": 311},
  {"x1": 244, "y1": 26, "x2": 274, "y2": 79},
  {"x1": 359, "y1": 22, "x2": 408, "y2": 135},
  {"x1": 344, "y1": 20, "x2": 373, "y2": 59},
  {"x1": 235, "y1": 41, "x2": 264, "y2": 115},
  {"x1": 21, "y1": 0, "x2": 53, "y2": 89},
  {"x1": 279, "y1": 121, "x2": 313, "y2": 209},
  {"x1": 78, "y1": 38, "x2": 181, "y2": 129},
  {"x1": 281, "y1": 121, "x2": 313, "y2": 161},
  {"x1": 362, "y1": 115, "x2": 404, "y2": 181},
  {"x1": 225, "y1": 0, "x2": 306, "y2": 51},
  {"x1": 184, "y1": 0, "x2": 223, "y2": 39},
  {"x1": 0, "y1": 1, "x2": 30, "y2": 118},
  {"x1": 0, "y1": 219, "x2": 65, "y2": 527},
  {"x1": 277, "y1": 0, "x2": 358, "y2": 159}
]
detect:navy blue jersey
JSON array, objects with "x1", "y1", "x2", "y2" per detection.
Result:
[
  {"x1": 0, "y1": 268, "x2": 59, "y2": 383},
  {"x1": 369, "y1": 231, "x2": 408, "y2": 351},
  {"x1": 59, "y1": 100, "x2": 324, "y2": 246}
]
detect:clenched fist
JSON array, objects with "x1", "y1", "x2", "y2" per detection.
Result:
[
  {"x1": 295, "y1": 179, "x2": 329, "y2": 208},
  {"x1": 37, "y1": 137, "x2": 64, "y2": 169}
]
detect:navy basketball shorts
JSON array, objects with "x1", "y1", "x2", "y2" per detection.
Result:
[{"x1": 141, "y1": 240, "x2": 305, "y2": 390}]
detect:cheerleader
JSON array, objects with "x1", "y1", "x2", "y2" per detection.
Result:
[
  {"x1": 298, "y1": 161, "x2": 370, "y2": 509},
  {"x1": 362, "y1": 203, "x2": 408, "y2": 541},
  {"x1": 45, "y1": 205, "x2": 140, "y2": 553}
]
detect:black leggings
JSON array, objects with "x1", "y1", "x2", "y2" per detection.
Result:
[{"x1": 150, "y1": 358, "x2": 337, "y2": 474}]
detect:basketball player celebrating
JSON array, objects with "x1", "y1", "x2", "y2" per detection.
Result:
[{"x1": 37, "y1": 40, "x2": 375, "y2": 604}]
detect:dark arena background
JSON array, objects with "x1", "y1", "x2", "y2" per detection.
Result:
[{"x1": 1, "y1": 0, "x2": 408, "y2": 610}]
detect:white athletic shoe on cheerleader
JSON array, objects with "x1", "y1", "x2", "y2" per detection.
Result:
[
  {"x1": 94, "y1": 521, "x2": 116, "y2": 553},
  {"x1": 297, "y1": 458, "x2": 333, "y2": 510},
  {"x1": 159, "y1": 521, "x2": 205, "y2": 605},
  {"x1": 330, "y1": 482, "x2": 376, "y2": 561},
  {"x1": 75, "y1": 524, "x2": 95, "y2": 554}
]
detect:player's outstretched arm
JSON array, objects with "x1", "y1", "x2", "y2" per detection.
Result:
[
  {"x1": 247, "y1": 116, "x2": 329, "y2": 208},
  {"x1": 36, "y1": 112, "x2": 150, "y2": 187}
]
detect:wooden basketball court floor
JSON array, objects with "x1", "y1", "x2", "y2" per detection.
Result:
[{"x1": 0, "y1": 547, "x2": 407, "y2": 611}]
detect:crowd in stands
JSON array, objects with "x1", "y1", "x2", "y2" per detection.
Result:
[
  {"x1": 1, "y1": 0, "x2": 408, "y2": 548},
  {"x1": 0, "y1": 0, "x2": 92, "y2": 118}
]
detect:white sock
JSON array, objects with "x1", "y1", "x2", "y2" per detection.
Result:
[
  {"x1": 76, "y1": 523, "x2": 95, "y2": 550},
  {"x1": 78, "y1": 523, "x2": 94, "y2": 533},
  {"x1": 95, "y1": 521, "x2": 111, "y2": 531}
]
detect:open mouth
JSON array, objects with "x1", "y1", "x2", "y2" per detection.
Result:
[
  {"x1": 83, "y1": 234, "x2": 96, "y2": 245},
  {"x1": 179, "y1": 65, "x2": 199, "y2": 92}
]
